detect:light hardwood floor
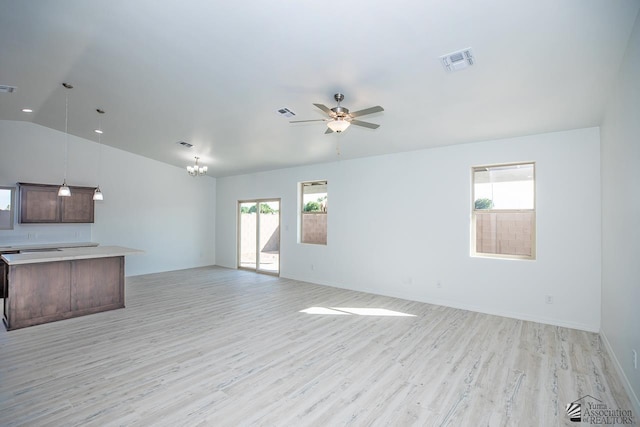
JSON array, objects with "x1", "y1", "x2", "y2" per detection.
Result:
[{"x1": 0, "y1": 266, "x2": 635, "y2": 426}]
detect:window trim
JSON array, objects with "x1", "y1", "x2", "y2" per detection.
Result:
[
  {"x1": 0, "y1": 186, "x2": 16, "y2": 230},
  {"x1": 299, "y1": 180, "x2": 327, "y2": 245},
  {"x1": 471, "y1": 162, "x2": 536, "y2": 260}
]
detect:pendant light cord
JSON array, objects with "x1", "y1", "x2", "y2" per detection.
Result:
[
  {"x1": 97, "y1": 116, "x2": 102, "y2": 183},
  {"x1": 64, "y1": 93, "x2": 69, "y2": 181}
]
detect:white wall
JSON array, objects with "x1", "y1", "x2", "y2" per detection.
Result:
[
  {"x1": 600, "y1": 12, "x2": 640, "y2": 412},
  {"x1": 0, "y1": 120, "x2": 216, "y2": 276},
  {"x1": 217, "y1": 127, "x2": 601, "y2": 332}
]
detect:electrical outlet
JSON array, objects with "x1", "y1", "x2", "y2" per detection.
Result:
[
  {"x1": 633, "y1": 349, "x2": 638, "y2": 369},
  {"x1": 545, "y1": 295, "x2": 553, "y2": 304}
]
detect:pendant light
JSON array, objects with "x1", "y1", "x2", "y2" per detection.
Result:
[
  {"x1": 93, "y1": 109, "x2": 105, "y2": 201},
  {"x1": 58, "y1": 83, "x2": 73, "y2": 197}
]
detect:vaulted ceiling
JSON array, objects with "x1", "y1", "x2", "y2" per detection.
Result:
[{"x1": 1, "y1": 1, "x2": 638, "y2": 177}]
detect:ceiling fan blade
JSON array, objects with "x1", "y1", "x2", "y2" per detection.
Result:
[
  {"x1": 313, "y1": 103, "x2": 332, "y2": 114},
  {"x1": 350, "y1": 119, "x2": 380, "y2": 129},
  {"x1": 324, "y1": 127, "x2": 334, "y2": 134},
  {"x1": 290, "y1": 119, "x2": 327, "y2": 123},
  {"x1": 349, "y1": 106, "x2": 384, "y2": 118}
]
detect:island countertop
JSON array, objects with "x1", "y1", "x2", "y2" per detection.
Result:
[
  {"x1": 0, "y1": 242, "x2": 99, "y2": 253},
  {"x1": 1, "y1": 245, "x2": 143, "y2": 265}
]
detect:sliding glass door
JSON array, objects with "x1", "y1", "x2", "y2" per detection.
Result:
[{"x1": 238, "y1": 199, "x2": 280, "y2": 275}]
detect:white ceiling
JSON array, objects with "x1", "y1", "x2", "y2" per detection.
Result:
[{"x1": 1, "y1": 0, "x2": 638, "y2": 177}]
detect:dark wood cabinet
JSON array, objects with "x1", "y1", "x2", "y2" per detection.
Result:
[
  {"x1": 19, "y1": 184, "x2": 60, "y2": 223},
  {"x1": 1, "y1": 253, "x2": 18, "y2": 299},
  {"x1": 1, "y1": 261, "x2": 5, "y2": 315},
  {"x1": 3, "y1": 256, "x2": 125, "y2": 330},
  {"x1": 19, "y1": 183, "x2": 95, "y2": 223},
  {"x1": 61, "y1": 187, "x2": 95, "y2": 223},
  {"x1": 1, "y1": 260, "x2": 6, "y2": 299}
]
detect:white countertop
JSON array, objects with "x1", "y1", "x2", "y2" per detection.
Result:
[
  {"x1": 1, "y1": 246, "x2": 143, "y2": 265},
  {"x1": 0, "y1": 242, "x2": 99, "y2": 252}
]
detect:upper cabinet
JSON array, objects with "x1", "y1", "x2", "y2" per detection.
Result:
[
  {"x1": 18, "y1": 183, "x2": 95, "y2": 224},
  {"x1": 61, "y1": 187, "x2": 95, "y2": 223},
  {"x1": 19, "y1": 184, "x2": 60, "y2": 223}
]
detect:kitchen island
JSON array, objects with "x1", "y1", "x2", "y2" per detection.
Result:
[
  {"x1": 0, "y1": 242, "x2": 99, "y2": 298},
  {"x1": 2, "y1": 246, "x2": 142, "y2": 330}
]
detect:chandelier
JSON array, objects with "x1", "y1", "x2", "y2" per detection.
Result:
[{"x1": 187, "y1": 157, "x2": 208, "y2": 177}]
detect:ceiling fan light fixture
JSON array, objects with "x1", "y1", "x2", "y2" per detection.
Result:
[{"x1": 327, "y1": 119, "x2": 350, "y2": 133}]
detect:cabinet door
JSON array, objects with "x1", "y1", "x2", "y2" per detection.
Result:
[
  {"x1": 71, "y1": 257, "x2": 124, "y2": 310},
  {"x1": 61, "y1": 187, "x2": 95, "y2": 223},
  {"x1": 19, "y1": 184, "x2": 60, "y2": 223}
]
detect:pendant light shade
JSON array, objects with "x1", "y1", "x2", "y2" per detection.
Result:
[
  {"x1": 93, "y1": 186, "x2": 104, "y2": 201},
  {"x1": 58, "y1": 179, "x2": 71, "y2": 197},
  {"x1": 327, "y1": 118, "x2": 350, "y2": 133}
]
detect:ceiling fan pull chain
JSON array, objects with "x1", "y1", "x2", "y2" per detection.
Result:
[{"x1": 336, "y1": 140, "x2": 341, "y2": 157}]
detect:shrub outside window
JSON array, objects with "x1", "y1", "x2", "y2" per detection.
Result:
[{"x1": 472, "y1": 163, "x2": 535, "y2": 259}]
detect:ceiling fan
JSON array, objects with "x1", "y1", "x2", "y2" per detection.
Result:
[{"x1": 290, "y1": 93, "x2": 384, "y2": 134}]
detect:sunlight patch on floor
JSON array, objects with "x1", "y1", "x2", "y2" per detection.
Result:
[
  {"x1": 300, "y1": 307, "x2": 416, "y2": 317},
  {"x1": 300, "y1": 307, "x2": 351, "y2": 315}
]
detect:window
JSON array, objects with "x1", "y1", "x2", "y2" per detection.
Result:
[
  {"x1": 472, "y1": 163, "x2": 535, "y2": 259},
  {"x1": 0, "y1": 186, "x2": 15, "y2": 230},
  {"x1": 300, "y1": 181, "x2": 327, "y2": 245}
]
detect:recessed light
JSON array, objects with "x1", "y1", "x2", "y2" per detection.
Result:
[
  {"x1": 94, "y1": 129, "x2": 103, "y2": 134},
  {"x1": 21, "y1": 108, "x2": 33, "y2": 113}
]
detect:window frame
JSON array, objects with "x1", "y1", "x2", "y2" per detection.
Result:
[
  {"x1": 0, "y1": 186, "x2": 16, "y2": 230},
  {"x1": 471, "y1": 162, "x2": 536, "y2": 260},
  {"x1": 299, "y1": 180, "x2": 327, "y2": 245}
]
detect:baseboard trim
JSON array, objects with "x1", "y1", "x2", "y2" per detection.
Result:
[
  {"x1": 600, "y1": 331, "x2": 640, "y2": 417},
  {"x1": 428, "y1": 297, "x2": 598, "y2": 332}
]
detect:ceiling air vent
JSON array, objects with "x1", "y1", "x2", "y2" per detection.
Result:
[
  {"x1": 0, "y1": 85, "x2": 17, "y2": 93},
  {"x1": 276, "y1": 107, "x2": 295, "y2": 118},
  {"x1": 440, "y1": 48, "x2": 474, "y2": 72},
  {"x1": 177, "y1": 141, "x2": 193, "y2": 148}
]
